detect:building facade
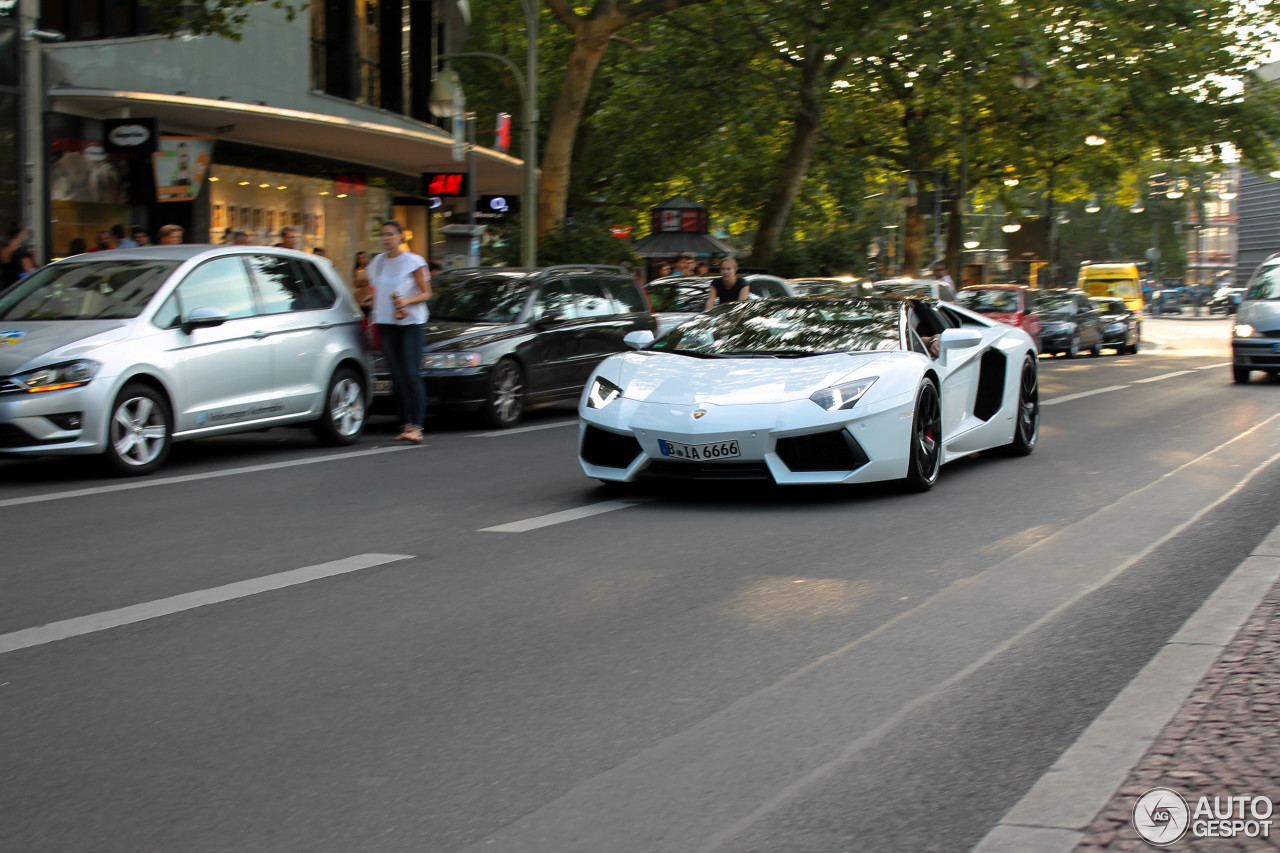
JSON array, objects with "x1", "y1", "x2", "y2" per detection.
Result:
[{"x1": 11, "y1": 0, "x2": 520, "y2": 282}]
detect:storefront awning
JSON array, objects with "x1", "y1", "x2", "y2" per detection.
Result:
[
  {"x1": 48, "y1": 88, "x2": 526, "y2": 195},
  {"x1": 631, "y1": 231, "x2": 737, "y2": 258}
]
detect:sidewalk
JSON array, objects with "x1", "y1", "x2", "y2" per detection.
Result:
[{"x1": 975, "y1": 526, "x2": 1280, "y2": 852}]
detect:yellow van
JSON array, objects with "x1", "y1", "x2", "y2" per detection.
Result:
[{"x1": 1078, "y1": 263, "x2": 1143, "y2": 312}]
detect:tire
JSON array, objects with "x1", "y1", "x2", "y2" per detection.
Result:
[
  {"x1": 485, "y1": 359, "x2": 525, "y2": 428},
  {"x1": 103, "y1": 383, "x2": 172, "y2": 476},
  {"x1": 1065, "y1": 337, "x2": 1079, "y2": 359},
  {"x1": 1003, "y1": 356, "x2": 1039, "y2": 456},
  {"x1": 1090, "y1": 337, "x2": 1102, "y2": 357},
  {"x1": 313, "y1": 366, "x2": 366, "y2": 446},
  {"x1": 903, "y1": 380, "x2": 942, "y2": 492},
  {"x1": 1233, "y1": 364, "x2": 1252, "y2": 384}
]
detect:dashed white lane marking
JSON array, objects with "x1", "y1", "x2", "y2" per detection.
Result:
[
  {"x1": 1041, "y1": 385, "x2": 1130, "y2": 406},
  {"x1": 0, "y1": 445, "x2": 419, "y2": 509},
  {"x1": 480, "y1": 499, "x2": 642, "y2": 533},
  {"x1": 1196, "y1": 362, "x2": 1230, "y2": 369},
  {"x1": 0, "y1": 553, "x2": 414, "y2": 655},
  {"x1": 1132, "y1": 370, "x2": 1194, "y2": 383},
  {"x1": 467, "y1": 421, "x2": 576, "y2": 438}
]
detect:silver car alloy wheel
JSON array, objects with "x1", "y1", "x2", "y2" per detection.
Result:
[
  {"x1": 111, "y1": 394, "x2": 168, "y2": 467},
  {"x1": 492, "y1": 362, "x2": 523, "y2": 424},
  {"x1": 329, "y1": 375, "x2": 366, "y2": 437}
]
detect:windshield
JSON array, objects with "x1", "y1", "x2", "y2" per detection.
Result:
[
  {"x1": 428, "y1": 274, "x2": 532, "y2": 322},
  {"x1": 792, "y1": 280, "x2": 855, "y2": 298},
  {"x1": 646, "y1": 278, "x2": 712, "y2": 313},
  {"x1": 1246, "y1": 265, "x2": 1280, "y2": 300},
  {"x1": 651, "y1": 298, "x2": 901, "y2": 357},
  {"x1": 957, "y1": 289, "x2": 1019, "y2": 313},
  {"x1": 0, "y1": 260, "x2": 179, "y2": 320},
  {"x1": 1036, "y1": 292, "x2": 1075, "y2": 316}
]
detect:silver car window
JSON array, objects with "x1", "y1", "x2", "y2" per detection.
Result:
[
  {"x1": 248, "y1": 255, "x2": 336, "y2": 314},
  {"x1": 175, "y1": 257, "x2": 257, "y2": 320}
]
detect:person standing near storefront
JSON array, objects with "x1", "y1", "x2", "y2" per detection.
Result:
[
  {"x1": 158, "y1": 224, "x2": 184, "y2": 245},
  {"x1": 369, "y1": 220, "x2": 431, "y2": 444},
  {"x1": 1, "y1": 224, "x2": 36, "y2": 287}
]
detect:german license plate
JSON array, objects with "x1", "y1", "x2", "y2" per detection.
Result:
[
  {"x1": 374, "y1": 380, "x2": 392, "y2": 395},
  {"x1": 658, "y1": 438, "x2": 740, "y2": 461}
]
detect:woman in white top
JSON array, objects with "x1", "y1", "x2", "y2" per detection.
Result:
[{"x1": 369, "y1": 220, "x2": 432, "y2": 443}]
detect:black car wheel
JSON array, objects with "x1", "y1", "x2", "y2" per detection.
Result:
[
  {"x1": 103, "y1": 383, "x2": 172, "y2": 476},
  {"x1": 485, "y1": 359, "x2": 525, "y2": 428},
  {"x1": 1004, "y1": 357, "x2": 1039, "y2": 456},
  {"x1": 1233, "y1": 364, "x2": 1252, "y2": 384},
  {"x1": 1065, "y1": 337, "x2": 1079, "y2": 359},
  {"x1": 903, "y1": 381, "x2": 942, "y2": 492},
  {"x1": 1090, "y1": 336, "x2": 1102, "y2": 357},
  {"x1": 313, "y1": 366, "x2": 366, "y2": 446}
]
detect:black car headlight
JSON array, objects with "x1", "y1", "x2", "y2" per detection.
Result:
[
  {"x1": 810, "y1": 377, "x2": 877, "y2": 412},
  {"x1": 12, "y1": 359, "x2": 100, "y2": 393},
  {"x1": 586, "y1": 376, "x2": 623, "y2": 409}
]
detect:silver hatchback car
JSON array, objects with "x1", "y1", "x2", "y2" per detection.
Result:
[{"x1": 0, "y1": 245, "x2": 370, "y2": 475}]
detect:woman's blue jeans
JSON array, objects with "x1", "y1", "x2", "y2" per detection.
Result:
[{"x1": 378, "y1": 323, "x2": 425, "y2": 427}]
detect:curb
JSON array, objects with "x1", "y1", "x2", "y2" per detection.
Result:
[{"x1": 971, "y1": 526, "x2": 1280, "y2": 852}]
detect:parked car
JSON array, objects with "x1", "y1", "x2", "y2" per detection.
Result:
[
  {"x1": 1035, "y1": 289, "x2": 1104, "y2": 357},
  {"x1": 371, "y1": 265, "x2": 655, "y2": 427},
  {"x1": 1149, "y1": 289, "x2": 1184, "y2": 315},
  {"x1": 955, "y1": 284, "x2": 1042, "y2": 351},
  {"x1": 645, "y1": 274, "x2": 796, "y2": 337},
  {"x1": 0, "y1": 245, "x2": 370, "y2": 475},
  {"x1": 1232, "y1": 253, "x2": 1280, "y2": 383},
  {"x1": 1209, "y1": 285, "x2": 1245, "y2": 315},
  {"x1": 787, "y1": 277, "x2": 875, "y2": 299},
  {"x1": 872, "y1": 277, "x2": 957, "y2": 302},
  {"x1": 1090, "y1": 296, "x2": 1142, "y2": 354}
]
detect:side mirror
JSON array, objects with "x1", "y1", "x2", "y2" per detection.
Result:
[
  {"x1": 939, "y1": 328, "x2": 982, "y2": 351},
  {"x1": 537, "y1": 309, "x2": 567, "y2": 327},
  {"x1": 623, "y1": 330, "x2": 655, "y2": 349},
  {"x1": 182, "y1": 306, "x2": 229, "y2": 333}
]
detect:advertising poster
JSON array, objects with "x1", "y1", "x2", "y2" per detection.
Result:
[{"x1": 152, "y1": 137, "x2": 214, "y2": 202}]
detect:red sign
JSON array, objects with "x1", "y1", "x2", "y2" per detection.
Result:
[
  {"x1": 610, "y1": 225, "x2": 633, "y2": 238},
  {"x1": 424, "y1": 172, "x2": 467, "y2": 197},
  {"x1": 681, "y1": 210, "x2": 700, "y2": 232},
  {"x1": 335, "y1": 173, "x2": 368, "y2": 195},
  {"x1": 495, "y1": 113, "x2": 512, "y2": 154}
]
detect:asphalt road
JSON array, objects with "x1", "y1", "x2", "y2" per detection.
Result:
[{"x1": 3, "y1": 317, "x2": 1278, "y2": 853}]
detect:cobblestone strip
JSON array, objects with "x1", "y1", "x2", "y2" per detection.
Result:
[{"x1": 1073, "y1": 581, "x2": 1280, "y2": 852}]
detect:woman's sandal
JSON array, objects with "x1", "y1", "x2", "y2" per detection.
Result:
[{"x1": 403, "y1": 426, "x2": 424, "y2": 444}]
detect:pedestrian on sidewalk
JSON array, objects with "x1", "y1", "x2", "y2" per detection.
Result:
[{"x1": 369, "y1": 220, "x2": 431, "y2": 444}]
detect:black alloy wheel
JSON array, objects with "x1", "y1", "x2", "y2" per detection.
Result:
[
  {"x1": 1004, "y1": 356, "x2": 1039, "y2": 456},
  {"x1": 903, "y1": 380, "x2": 942, "y2": 492},
  {"x1": 485, "y1": 359, "x2": 525, "y2": 428}
]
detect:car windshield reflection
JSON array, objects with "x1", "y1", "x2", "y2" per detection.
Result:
[
  {"x1": 651, "y1": 298, "x2": 901, "y2": 357},
  {"x1": 0, "y1": 261, "x2": 180, "y2": 321},
  {"x1": 428, "y1": 274, "x2": 532, "y2": 323}
]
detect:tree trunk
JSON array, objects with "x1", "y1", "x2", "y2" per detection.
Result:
[
  {"x1": 902, "y1": 203, "x2": 925, "y2": 277},
  {"x1": 748, "y1": 55, "x2": 823, "y2": 269},
  {"x1": 538, "y1": 21, "x2": 614, "y2": 235}
]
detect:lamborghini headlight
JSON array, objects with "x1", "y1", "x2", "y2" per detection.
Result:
[
  {"x1": 586, "y1": 375, "x2": 623, "y2": 409},
  {"x1": 1233, "y1": 323, "x2": 1256, "y2": 338},
  {"x1": 810, "y1": 377, "x2": 877, "y2": 412},
  {"x1": 12, "y1": 359, "x2": 100, "y2": 393}
]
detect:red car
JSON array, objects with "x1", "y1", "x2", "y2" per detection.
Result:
[{"x1": 956, "y1": 285, "x2": 1042, "y2": 351}]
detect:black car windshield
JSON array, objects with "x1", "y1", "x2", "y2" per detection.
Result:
[
  {"x1": 428, "y1": 274, "x2": 532, "y2": 322},
  {"x1": 646, "y1": 277, "x2": 712, "y2": 313},
  {"x1": 1246, "y1": 265, "x2": 1280, "y2": 300},
  {"x1": 0, "y1": 260, "x2": 180, "y2": 320},
  {"x1": 651, "y1": 298, "x2": 901, "y2": 356},
  {"x1": 957, "y1": 289, "x2": 1019, "y2": 313},
  {"x1": 1036, "y1": 292, "x2": 1075, "y2": 316}
]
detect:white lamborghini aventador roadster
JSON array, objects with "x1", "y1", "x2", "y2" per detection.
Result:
[{"x1": 577, "y1": 296, "x2": 1039, "y2": 490}]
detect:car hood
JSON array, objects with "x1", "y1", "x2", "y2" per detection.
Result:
[
  {"x1": 0, "y1": 321, "x2": 130, "y2": 374},
  {"x1": 421, "y1": 320, "x2": 524, "y2": 352},
  {"x1": 605, "y1": 350, "x2": 896, "y2": 405},
  {"x1": 1238, "y1": 301, "x2": 1280, "y2": 330},
  {"x1": 1097, "y1": 312, "x2": 1128, "y2": 322}
]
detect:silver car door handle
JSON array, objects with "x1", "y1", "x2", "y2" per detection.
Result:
[{"x1": 251, "y1": 330, "x2": 270, "y2": 339}]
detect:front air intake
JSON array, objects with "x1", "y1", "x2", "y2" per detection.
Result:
[
  {"x1": 775, "y1": 429, "x2": 869, "y2": 472},
  {"x1": 581, "y1": 425, "x2": 643, "y2": 469}
]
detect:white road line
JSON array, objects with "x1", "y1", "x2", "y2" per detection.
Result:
[
  {"x1": 467, "y1": 420, "x2": 576, "y2": 438},
  {"x1": 480, "y1": 499, "x2": 642, "y2": 533},
  {"x1": 0, "y1": 445, "x2": 418, "y2": 509},
  {"x1": 1196, "y1": 362, "x2": 1230, "y2": 369},
  {"x1": 1131, "y1": 370, "x2": 1194, "y2": 383},
  {"x1": 1041, "y1": 385, "x2": 1130, "y2": 406},
  {"x1": 0, "y1": 553, "x2": 414, "y2": 655}
]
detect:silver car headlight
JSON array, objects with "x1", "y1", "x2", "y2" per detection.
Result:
[
  {"x1": 1234, "y1": 323, "x2": 1256, "y2": 338},
  {"x1": 810, "y1": 377, "x2": 877, "y2": 412},
  {"x1": 11, "y1": 359, "x2": 100, "y2": 393},
  {"x1": 586, "y1": 376, "x2": 623, "y2": 409},
  {"x1": 422, "y1": 352, "x2": 482, "y2": 369}
]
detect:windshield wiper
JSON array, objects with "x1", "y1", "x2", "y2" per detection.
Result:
[
  {"x1": 717, "y1": 349, "x2": 814, "y2": 358},
  {"x1": 669, "y1": 350, "x2": 723, "y2": 359}
]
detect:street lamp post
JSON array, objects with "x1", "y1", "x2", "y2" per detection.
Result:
[
  {"x1": 434, "y1": 0, "x2": 537, "y2": 267},
  {"x1": 20, "y1": 0, "x2": 64, "y2": 263}
]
